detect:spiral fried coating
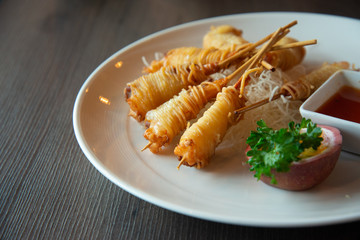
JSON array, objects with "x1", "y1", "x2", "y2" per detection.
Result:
[
  {"x1": 174, "y1": 86, "x2": 246, "y2": 168},
  {"x1": 281, "y1": 61, "x2": 350, "y2": 100},
  {"x1": 125, "y1": 63, "x2": 220, "y2": 121},
  {"x1": 144, "y1": 47, "x2": 237, "y2": 73},
  {"x1": 144, "y1": 80, "x2": 226, "y2": 153}
]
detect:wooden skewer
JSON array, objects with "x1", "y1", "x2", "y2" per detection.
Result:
[
  {"x1": 219, "y1": 20, "x2": 299, "y2": 69},
  {"x1": 177, "y1": 157, "x2": 187, "y2": 170},
  {"x1": 246, "y1": 27, "x2": 287, "y2": 71},
  {"x1": 235, "y1": 27, "x2": 288, "y2": 92},
  {"x1": 219, "y1": 21, "x2": 316, "y2": 84},
  {"x1": 228, "y1": 28, "x2": 290, "y2": 87},
  {"x1": 240, "y1": 39, "x2": 317, "y2": 61},
  {"x1": 218, "y1": 45, "x2": 253, "y2": 69},
  {"x1": 232, "y1": 39, "x2": 318, "y2": 115},
  {"x1": 222, "y1": 39, "x2": 318, "y2": 91},
  {"x1": 282, "y1": 20, "x2": 298, "y2": 29},
  {"x1": 270, "y1": 39, "x2": 317, "y2": 51},
  {"x1": 232, "y1": 38, "x2": 320, "y2": 116},
  {"x1": 261, "y1": 60, "x2": 275, "y2": 72},
  {"x1": 219, "y1": 39, "x2": 267, "y2": 68},
  {"x1": 219, "y1": 30, "x2": 280, "y2": 68},
  {"x1": 231, "y1": 25, "x2": 295, "y2": 106},
  {"x1": 234, "y1": 93, "x2": 282, "y2": 115},
  {"x1": 233, "y1": 92, "x2": 293, "y2": 116},
  {"x1": 176, "y1": 20, "x2": 299, "y2": 169},
  {"x1": 141, "y1": 142, "x2": 152, "y2": 151},
  {"x1": 217, "y1": 43, "x2": 253, "y2": 68}
]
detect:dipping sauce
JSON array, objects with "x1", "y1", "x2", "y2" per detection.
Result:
[{"x1": 316, "y1": 85, "x2": 360, "y2": 124}]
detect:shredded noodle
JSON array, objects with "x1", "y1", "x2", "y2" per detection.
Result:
[{"x1": 219, "y1": 68, "x2": 305, "y2": 153}]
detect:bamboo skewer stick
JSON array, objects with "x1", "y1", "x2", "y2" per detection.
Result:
[
  {"x1": 175, "y1": 21, "x2": 299, "y2": 169},
  {"x1": 271, "y1": 39, "x2": 317, "y2": 51},
  {"x1": 218, "y1": 37, "x2": 269, "y2": 68},
  {"x1": 241, "y1": 39, "x2": 317, "y2": 63},
  {"x1": 234, "y1": 26, "x2": 288, "y2": 91},
  {"x1": 282, "y1": 20, "x2": 298, "y2": 29},
  {"x1": 219, "y1": 24, "x2": 316, "y2": 85},
  {"x1": 232, "y1": 39, "x2": 318, "y2": 115},
  {"x1": 230, "y1": 21, "x2": 302, "y2": 116},
  {"x1": 226, "y1": 29, "x2": 292, "y2": 88},
  {"x1": 233, "y1": 93, "x2": 291, "y2": 116},
  {"x1": 218, "y1": 21, "x2": 301, "y2": 69},
  {"x1": 246, "y1": 28, "x2": 284, "y2": 71},
  {"x1": 261, "y1": 60, "x2": 275, "y2": 71}
]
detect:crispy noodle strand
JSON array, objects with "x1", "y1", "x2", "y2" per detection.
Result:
[
  {"x1": 125, "y1": 63, "x2": 219, "y2": 121},
  {"x1": 222, "y1": 68, "x2": 303, "y2": 154},
  {"x1": 144, "y1": 81, "x2": 224, "y2": 153},
  {"x1": 174, "y1": 86, "x2": 246, "y2": 168}
]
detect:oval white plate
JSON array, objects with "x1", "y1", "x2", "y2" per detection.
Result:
[{"x1": 73, "y1": 12, "x2": 360, "y2": 227}]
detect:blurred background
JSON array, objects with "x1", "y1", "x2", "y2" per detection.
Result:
[{"x1": 1, "y1": 0, "x2": 360, "y2": 239}]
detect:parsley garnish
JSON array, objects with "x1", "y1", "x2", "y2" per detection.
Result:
[{"x1": 246, "y1": 118, "x2": 323, "y2": 184}]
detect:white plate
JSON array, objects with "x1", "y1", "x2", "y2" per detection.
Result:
[{"x1": 73, "y1": 12, "x2": 360, "y2": 227}]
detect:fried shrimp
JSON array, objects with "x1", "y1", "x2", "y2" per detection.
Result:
[
  {"x1": 264, "y1": 37, "x2": 306, "y2": 71},
  {"x1": 203, "y1": 25, "x2": 248, "y2": 51},
  {"x1": 281, "y1": 61, "x2": 350, "y2": 100},
  {"x1": 174, "y1": 86, "x2": 246, "y2": 168},
  {"x1": 124, "y1": 20, "x2": 328, "y2": 169},
  {"x1": 173, "y1": 21, "x2": 297, "y2": 169},
  {"x1": 142, "y1": 54, "x2": 253, "y2": 153},
  {"x1": 144, "y1": 47, "x2": 241, "y2": 73},
  {"x1": 143, "y1": 78, "x2": 229, "y2": 153},
  {"x1": 125, "y1": 63, "x2": 219, "y2": 121}
]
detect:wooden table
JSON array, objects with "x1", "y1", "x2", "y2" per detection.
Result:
[{"x1": 1, "y1": 0, "x2": 360, "y2": 239}]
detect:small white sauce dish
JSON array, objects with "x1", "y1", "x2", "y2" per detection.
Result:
[{"x1": 300, "y1": 70, "x2": 360, "y2": 155}]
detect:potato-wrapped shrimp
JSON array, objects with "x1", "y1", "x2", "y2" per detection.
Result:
[
  {"x1": 125, "y1": 63, "x2": 219, "y2": 121},
  {"x1": 144, "y1": 47, "x2": 239, "y2": 73},
  {"x1": 173, "y1": 24, "x2": 295, "y2": 168},
  {"x1": 174, "y1": 86, "x2": 246, "y2": 168},
  {"x1": 144, "y1": 78, "x2": 228, "y2": 153},
  {"x1": 281, "y1": 61, "x2": 349, "y2": 100},
  {"x1": 203, "y1": 25, "x2": 248, "y2": 51},
  {"x1": 264, "y1": 37, "x2": 306, "y2": 71}
]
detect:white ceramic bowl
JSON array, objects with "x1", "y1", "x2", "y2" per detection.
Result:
[{"x1": 300, "y1": 70, "x2": 360, "y2": 155}]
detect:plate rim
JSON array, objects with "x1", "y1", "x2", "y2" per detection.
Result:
[{"x1": 73, "y1": 11, "x2": 360, "y2": 227}]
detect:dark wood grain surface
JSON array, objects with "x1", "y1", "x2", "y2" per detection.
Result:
[{"x1": 1, "y1": 0, "x2": 360, "y2": 239}]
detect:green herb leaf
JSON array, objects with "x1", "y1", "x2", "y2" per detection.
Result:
[{"x1": 246, "y1": 118, "x2": 323, "y2": 184}]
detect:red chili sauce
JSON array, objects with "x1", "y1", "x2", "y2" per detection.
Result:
[{"x1": 316, "y1": 85, "x2": 360, "y2": 124}]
